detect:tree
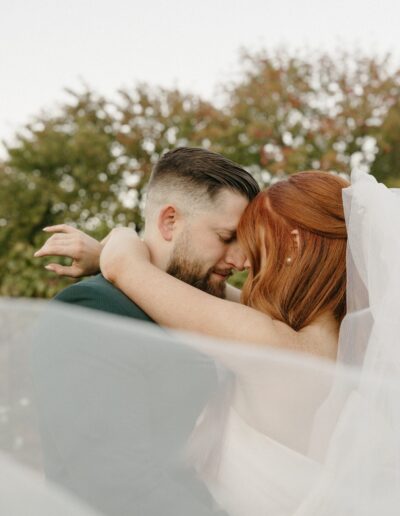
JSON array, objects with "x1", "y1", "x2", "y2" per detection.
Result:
[
  {"x1": 0, "y1": 86, "x2": 228, "y2": 296},
  {"x1": 1, "y1": 49, "x2": 400, "y2": 297},
  {"x1": 216, "y1": 50, "x2": 400, "y2": 185}
]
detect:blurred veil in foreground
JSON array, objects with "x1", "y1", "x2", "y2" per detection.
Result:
[{"x1": 1, "y1": 170, "x2": 400, "y2": 516}]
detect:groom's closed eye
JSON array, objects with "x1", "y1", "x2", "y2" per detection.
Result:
[{"x1": 217, "y1": 232, "x2": 236, "y2": 244}]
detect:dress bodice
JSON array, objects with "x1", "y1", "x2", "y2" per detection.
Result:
[{"x1": 196, "y1": 408, "x2": 321, "y2": 516}]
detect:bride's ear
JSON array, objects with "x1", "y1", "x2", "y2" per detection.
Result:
[{"x1": 157, "y1": 205, "x2": 178, "y2": 242}]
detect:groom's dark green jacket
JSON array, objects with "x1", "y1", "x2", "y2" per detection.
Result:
[{"x1": 55, "y1": 273, "x2": 154, "y2": 322}]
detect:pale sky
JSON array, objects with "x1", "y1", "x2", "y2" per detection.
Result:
[{"x1": 1, "y1": 0, "x2": 399, "y2": 148}]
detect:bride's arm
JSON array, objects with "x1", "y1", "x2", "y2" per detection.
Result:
[{"x1": 100, "y1": 229, "x2": 295, "y2": 348}]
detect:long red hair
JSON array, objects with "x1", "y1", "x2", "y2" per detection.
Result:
[{"x1": 237, "y1": 171, "x2": 349, "y2": 331}]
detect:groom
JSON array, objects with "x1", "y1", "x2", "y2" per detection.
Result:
[
  {"x1": 33, "y1": 148, "x2": 259, "y2": 516},
  {"x1": 37, "y1": 147, "x2": 259, "y2": 317}
]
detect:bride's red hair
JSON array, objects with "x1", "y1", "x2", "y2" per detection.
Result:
[{"x1": 237, "y1": 171, "x2": 349, "y2": 331}]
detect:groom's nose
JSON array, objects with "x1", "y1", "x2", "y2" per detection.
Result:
[{"x1": 225, "y1": 242, "x2": 247, "y2": 271}]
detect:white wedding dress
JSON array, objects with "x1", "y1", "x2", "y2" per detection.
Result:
[
  {"x1": 1, "y1": 170, "x2": 400, "y2": 515},
  {"x1": 197, "y1": 407, "x2": 321, "y2": 516}
]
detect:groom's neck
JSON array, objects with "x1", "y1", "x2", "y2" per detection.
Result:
[{"x1": 142, "y1": 235, "x2": 169, "y2": 272}]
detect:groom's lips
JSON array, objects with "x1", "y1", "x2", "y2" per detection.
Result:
[{"x1": 211, "y1": 269, "x2": 232, "y2": 280}]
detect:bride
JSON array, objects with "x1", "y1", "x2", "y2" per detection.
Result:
[{"x1": 30, "y1": 168, "x2": 400, "y2": 515}]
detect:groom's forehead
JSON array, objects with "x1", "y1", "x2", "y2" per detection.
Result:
[{"x1": 194, "y1": 191, "x2": 248, "y2": 228}]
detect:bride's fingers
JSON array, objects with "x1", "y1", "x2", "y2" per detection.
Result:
[
  {"x1": 34, "y1": 239, "x2": 75, "y2": 258},
  {"x1": 44, "y1": 263, "x2": 81, "y2": 278},
  {"x1": 42, "y1": 224, "x2": 77, "y2": 234}
]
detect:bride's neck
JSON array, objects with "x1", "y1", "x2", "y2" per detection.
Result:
[
  {"x1": 312, "y1": 311, "x2": 339, "y2": 333},
  {"x1": 299, "y1": 311, "x2": 340, "y2": 360}
]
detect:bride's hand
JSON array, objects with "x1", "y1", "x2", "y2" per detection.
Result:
[
  {"x1": 34, "y1": 225, "x2": 102, "y2": 277},
  {"x1": 100, "y1": 228, "x2": 151, "y2": 284}
]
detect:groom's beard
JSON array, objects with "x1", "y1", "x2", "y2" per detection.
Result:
[
  {"x1": 167, "y1": 256, "x2": 226, "y2": 298},
  {"x1": 166, "y1": 242, "x2": 226, "y2": 299}
]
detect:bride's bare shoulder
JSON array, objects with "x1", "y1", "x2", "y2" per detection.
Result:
[{"x1": 272, "y1": 312, "x2": 339, "y2": 360}]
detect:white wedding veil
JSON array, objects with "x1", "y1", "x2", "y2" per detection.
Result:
[{"x1": 1, "y1": 170, "x2": 400, "y2": 515}]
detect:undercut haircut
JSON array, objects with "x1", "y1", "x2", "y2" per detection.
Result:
[{"x1": 147, "y1": 148, "x2": 260, "y2": 207}]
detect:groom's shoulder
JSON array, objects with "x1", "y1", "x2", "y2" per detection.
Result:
[{"x1": 54, "y1": 274, "x2": 154, "y2": 322}]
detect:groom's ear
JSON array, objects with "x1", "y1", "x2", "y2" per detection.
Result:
[{"x1": 157, "y1": 205, "x2": 180, "y2": 242}]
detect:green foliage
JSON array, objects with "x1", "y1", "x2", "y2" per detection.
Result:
[
  {"x1": 228, "y1": 270, "x2": 248, "y2": 290},
  {"x1": 218, "y1": 50, "x2": 400, "y2": 181},
  {"x1": 1, "y1": 49, "x2": 400, "y2": 297}
]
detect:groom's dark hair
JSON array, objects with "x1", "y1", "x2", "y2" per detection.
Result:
[{"x1": 147, "y1": 147, "x2": 260, "y2": 202}]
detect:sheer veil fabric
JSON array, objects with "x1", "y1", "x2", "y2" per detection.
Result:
[{"x1": 1, "y1": 170, "x2": 400, "y2": 515}]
